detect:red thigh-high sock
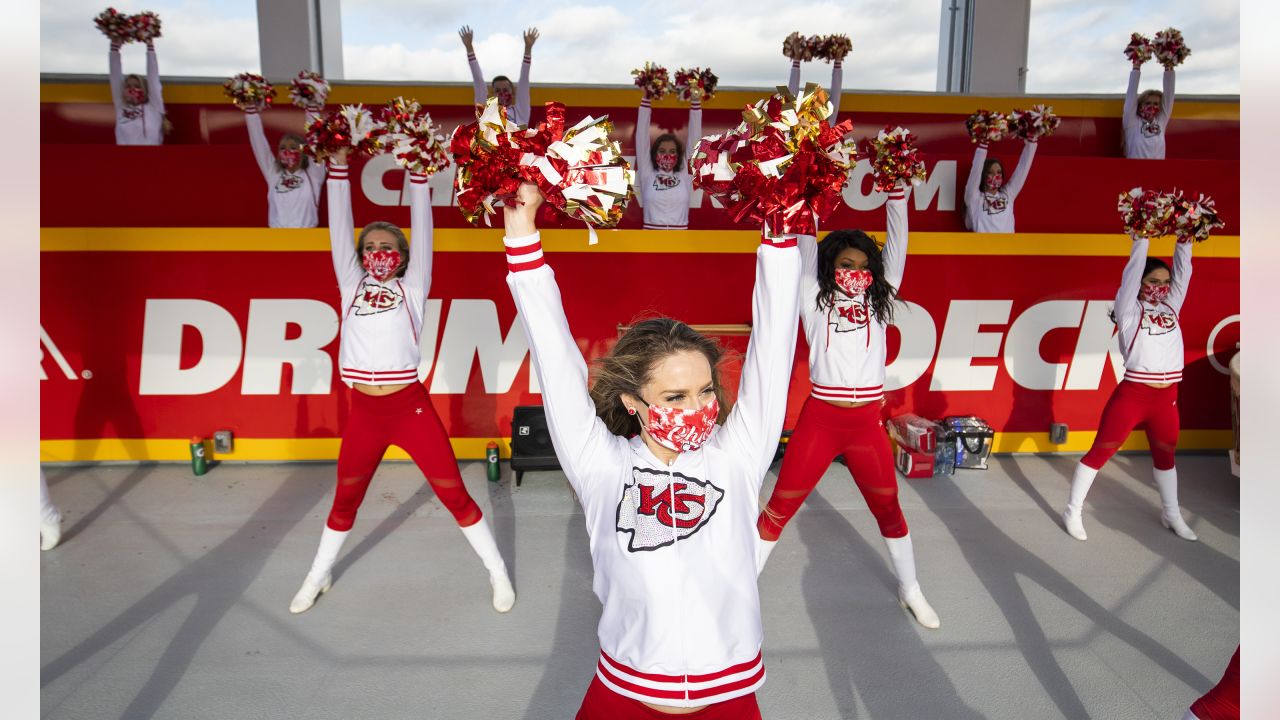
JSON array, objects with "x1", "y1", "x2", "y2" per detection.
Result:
[
  {"x1": 1081, "y1": 382, "x2": 1146, "y2": 470},
  {"x1": 1189, "y1": 646, "x2": 1240, "y2": 720},
  {"x1": 1143, "y1": 385, "x2": 1181, "y2": 471},
  {"x1": 330, "y1": 391, "x2": 394, "y2": 532},
  {"x1": 575, "y1": 676, "x2": 762, "y2": 720},
  {"x1": 758, "y1": 397, "x2": 845, "y2": 541},
  {"x1": 839, "y1": 404, "x2": 907, "y2": 538},
  {"x1": 389, "y1": 384, "x2": 483, "y2": 527}
]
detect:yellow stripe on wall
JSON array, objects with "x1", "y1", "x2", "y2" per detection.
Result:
[
  {"x1": 39, "y1": 227, "x2": 1242, "y2": 258},
  {"x1": 40, "y1": 81, "x2": 1240, "y2": 120},
  {"x1": 41, "y1": 431, "x2": 1231, "y2": 463}
]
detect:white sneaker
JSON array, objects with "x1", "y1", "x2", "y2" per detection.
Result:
[
  {"x1": 1162, "y1": 512, "x2": 1198, "y2": 542},
  {"x1": 289, "y1": 574, "x2": 332, "y2": 614},
  {"x1": 40, "y1": 517, "x2": 62, "y2": 551},
  {"x1": 898, "y1": 585, "x2": 940, "y2": 629},
  {"x1": 1062, "y1": 509, "x2": 1088, "y2": 541},
  {"x1": 490, "y1": 568, "x2": 516, "y2": 613}
]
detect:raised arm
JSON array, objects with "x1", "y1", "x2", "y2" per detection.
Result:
[
  {"x1": 1167, "y1": 239, "x2": 1193, "y2": 311},
  {"x1": 1114, "y1": 235, "x2": 1149, "y2": 323},
  {"x1": 326, "y1": 153, "x2": 364, "y2": 294},
  {"x1": 686, "y1": 99, "x2": 703, "y2": 208},
  {"x1": 1004, "y1": 139, "x2": 1038, "y2": 201},
  {"x1": 243, "y1": 109, "x2": 276, "y2": 182},
  {"x1": 517, "y1": 28, "x2": 537, "y2": 126},
  {"x1": 882, "y1": 184, "x2": 908, "y2": 290},
  {"x1": 714, "y1": 235, "x2": 802, "y2": 488},
  {"x1": 108, "y1": 45, "x2": 124, "y2": 111},
  {"x1": 787, "y1": 59, "x2": 800, "y2": 95},
  {"x1": 1123, "y1": 67, "x2": 1140, "y2": 129},
  {"x1": 503, "y1": 183, "x2": 619, "y2": 491},
  {"x1": 1162, "y1": 68, "x2": 1176, "y2": 119},
  {"x1": 965, "y1": 144, "x2": 988, "y2": 206},
  {"x1": 635, "y1": 97, "x2": 652, "y2": 196},
  {"x1": 145, "y1": 45, "x2": 165, "y2": 116},
  {"x1": 829, "y1": 60, "x2": 843, "y2": 120},
  {"x1": 460, "y1": 26, "x2": 487, "y2": 106},
  {"x1": 404, "y1": 172, "x2": 434, "y2": 296},
  {"x1": 797, "y1": 234, "x2": 820, "y2": 308}
]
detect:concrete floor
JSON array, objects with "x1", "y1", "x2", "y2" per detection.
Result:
[{"x1": 40, "y1": 453, "x2": 1239, "y2": 720}]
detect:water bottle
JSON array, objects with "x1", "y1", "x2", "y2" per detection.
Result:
[
  {"x1": 486, "y1": 441, "x2": 500, "y2": 483},
  {"x1": 189, "y1": 436, "x2": 209, "y2": 476}
]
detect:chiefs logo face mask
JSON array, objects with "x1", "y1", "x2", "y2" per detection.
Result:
[
  {"x1": 362, "y1": 249, "x2": 402, "y2": 282},
  {"x1": 835, "y1": 268, "x2": 873, "y2": 297},
  {"x1": 986, "y1": 173, "x2": 1004, "y2": 191},
  {"x1": 656, "y1": 152, "x2": 678, "y2": 173},
  {"x1": 125, "y1": 86, "x2": 146, "y2": 104},
  {"x1": 1139, "y1": 104, "x2": 1159, "y2": 121},
  {"x1": 1140, "y1": 283, "x2": 1171, "y2": 304},
  {"x1": 278, "y1": 148, "x2": 302, "y2": 168},
  {"x1": 641, "y1": 397, "x2": 719, "y2": 453}
]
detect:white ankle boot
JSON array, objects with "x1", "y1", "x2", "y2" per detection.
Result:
[
  {"x1": 1154, "y1": 468, "x2": 1198, "y2": 541},
  {"x1": 884, "y1": 534, "x2": 940, "y2": 629},
  {"x1": 39, "y1": 470, "x2": 62, "y2": 551},
  {"x1": 290, "y1": 526, "x2": 349, "y2": 614},
  {"x1": 756, "y1": 537, "x2": 777, "y2": 576},
  {"x1": 1062, "y1": 463, "x2": 1098, "y2": 541},
  {"x1": 460, "y1": 519, "x2": 516, "y2": 613}
]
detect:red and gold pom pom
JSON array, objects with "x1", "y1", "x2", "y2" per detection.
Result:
[
  {"x1": 129, "y1": 11, "x2": 161, "y2": 43},
  {"x1": 303, "y1": 104, "x2": 384, "y2": 162},
  {"x1": 783, "y1": 32, "x2": 815, "y2": 61},
  {"x1": 816, "y1": 34, "x2": 852, "y2": 63},
  {"x1": 377, "y1": 97, "x2": 450, "y2": 176},
  {"x1": 516, "y1": 103, "x2": 636, "y2": 244},
  {"x1": 1152, "y1": 27, "x2": 1191, "y2": 70},
  {"x1": 1124, "y1": 33, "x2": 1153, "y2": 66},
  {"x1": 674, "y1": 67, "x2": 718, "y2": 103},
  {"x1": 1009, "y1": 104, "x2": 1061, "y2": 142},
  {"x1": 223, "y1": 72, "x2": 276, "y2": 111},
  {"x1": 964, "y1": 110, "x2": 1009, "y2": 144},
  {"x1": 632, "y1": 62, "x2": 672, "y2": 100},
  {"x1": 449, "y1": 98, "x2": 528, "y2": 226},
  {"x1": 94, "y1": 7, "x2": 133, "y2": 44},
  {"x1": 289, "y1": 71, "x2": 330, "y2": 110},
  {"x1": 1170, "y1": 191, "x2": 1225, "y2": 243},
  {"x1": 1118, "y1": 187, "x2": 1177, "y2": 239},
  {"x1": 861, "y1": 126, "x2": 927, "y2": 194},
  {"x1": 691, "y1": 82, "x2": 856, "y2": 238}
]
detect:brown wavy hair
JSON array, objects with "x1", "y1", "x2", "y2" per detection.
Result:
[
  {"x1": 590, "y1": 318, "x2": 731, "y2": 437},
  {"x1": 357, "y1": 221, "x2": 410, "y2": 279}
]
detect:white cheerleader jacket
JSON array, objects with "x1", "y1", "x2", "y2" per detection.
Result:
[
  {"x1": 1114, "y1": 236, "x2": 1192, "y2": 384},
  {"x1": 634, "y1": 98, "x2": 702, "y2": 230},
  {"x1": 504, "y1": 230, "x2": 800, "y2": 707},
  {"x1": 963, "y1": 141, "x2": 1037, "y2": 234},
  {"x1": 1123, "y1": 67, "x2": 1175, "y2": 160},
  {"x1": 244, "y1": 109, "x2": 326, "y2": 228},
  {"x1": 328, "y1": 164, "x2": 433, "y2": 386},
  {"x1": 109, "y1": 46, "x2": 165, "y2": 146}
]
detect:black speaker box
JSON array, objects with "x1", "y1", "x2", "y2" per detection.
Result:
[{"x1": 510, "y1": 405, "x2": 561, "y2": 485}]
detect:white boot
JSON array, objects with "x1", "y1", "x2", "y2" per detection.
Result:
[
  {"x1": 40, "y1": 471, "x2": 62, "y2": 552},
  {"x1": 1154, "y1": 468, "x2": 1198, "y2": 541},
  {"x1": 460, "y1": 518, "x2": 516, "y2": 613},
  {"x1": 1062, "y1": 463, "x2": 1097, "y2": 541},
  {"x1": 884, "y1": 534, "x2": 940, "y2": 629},
  {"x1": 756, "y1": 537, "x2": 777, "y2": 576},
  {"x1": 290, "y1": 526, "x2": 349, "y2": 614}
]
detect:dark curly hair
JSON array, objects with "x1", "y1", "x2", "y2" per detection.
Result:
[
  {"x1": 589, "y1": 318, "x2": 730, "y2": 437},
  {"x1": 815, "y1": 230, "x2": 898, "y2": 325}
]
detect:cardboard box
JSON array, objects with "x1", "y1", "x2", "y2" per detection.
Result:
[{"x1": 894, "y1": 441, "x2": 934, "y2": 479}]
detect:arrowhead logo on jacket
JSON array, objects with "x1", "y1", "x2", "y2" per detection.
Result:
[
  {"x1": 616, "y1": 467, "x2": 724, "y2": 552},
  {"x1": 1142, "y1": 308, "x2": 1177, "y2": 335},
  {"x1": 353, "y1": 280, "x2": 404, "y2": 315},
  {"x1": 829, "y1": 299, "x2": 869, "y2": 332}
]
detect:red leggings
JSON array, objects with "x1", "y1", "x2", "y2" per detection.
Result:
[
  {"x1": 1081, "y1": 381, "x2": 1180, "y2": 471},
  {"x1": 576, "y1": 677, "x2": 761, "y2": 720},
  {"x1": 758, "y1": 396, "x2": 907, "y2": 541},
  {"x1": 328, "y1": 383, "x2": 482, "y2": 532},
  {"x1": 1190, "y1": 646, "x2": 1239, "y2": 720}
]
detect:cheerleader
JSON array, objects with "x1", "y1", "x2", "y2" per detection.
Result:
[
  {"x1": 459, "y1": 25, "x2": 538, "y2": 126},
  {"x1": 786, "y1": 35, "x2": 843, "y2": 120},
  {"x1": 1123, "y1": 61, "x2": 1175, "y2": 159},
  {"x1": 501, "y1": 181, "x2": 799, "y2": 717},
  {"x1": 963, "y1": 137, "x2": 1037, "y2": 233},
  {"x1": 1061, "y1": 235, "x2": 1197, "y2": 542},
  {"x1": 108, "y1": 36, "x2": 168, "y2": 145},
  {"x1": 40, "y1": 470, "x2": 62, "y2": 551},
  {"x1": 241, "y1": 103, "x2": 326, "y2": 228},
  {"x1": 634, "y1": 85, "x2": 702, "y2": 230},
  {"x1": 755, "y1": 184, "x2": 940, "y2": 630},
  {"x1": 289, "y1": 147, "x2": 515, "y2": 614}
]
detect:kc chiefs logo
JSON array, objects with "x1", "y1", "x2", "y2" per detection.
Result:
[
  {"x1": 653, "y1": 174, "x2": 681, "y2": 190},
  {"x1": 830, "y1": 299, "x2": 870, "y2": 332},
  {"x1": 983, "y1": 191, "x2": 1008, "y2": 215},
  {"x1": 276, "y1": 173, "x2": 304, "y2": 192},
  {"x1": 1141, "y1": 119, "x2": 1162, "y2": 138},
  {"x1": 1142, "y1": 308, "x2": 1177, "y2": 335},
  {"x1": 121, "y1": 105, "x2": 143, "y2": 120},
  {"x1": 616, "y1": 468, "x2": 724, "y2": 552},
  {"x1": 353, "y1": 280, "x2": 404, "y2": 315}
]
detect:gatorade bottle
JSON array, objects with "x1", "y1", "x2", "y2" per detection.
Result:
[
  {"x1": 486, "y1": 441, "x2": 500, "y2": 483},
  {"x1": 190, "y1": 436, "x2": 208, "y2": 476}
]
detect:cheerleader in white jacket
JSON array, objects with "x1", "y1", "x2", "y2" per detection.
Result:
[
  {"x1": 108, "y1": 37, "x2": 167, "y2": 145},
  {"x1": 634, "y1": 86, "x2": 702, "y2": 230},
  {"x1": 242, "y1": 105, "x2": 327, "y2": 228},
  {"x1": 501, "y1": 182, "x2": 800, "y2": 717},
  {"x1": 459, "y1": 25, "x2": 538, "y2": 126}
]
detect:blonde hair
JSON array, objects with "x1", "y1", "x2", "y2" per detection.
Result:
[{"x1": 1137, "y1": 89, "x2": 1163, "y2": 114}]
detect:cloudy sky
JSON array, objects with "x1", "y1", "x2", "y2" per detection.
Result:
[{"x1": 42, "y1": 0, "x2": 1238, "y2": 94}]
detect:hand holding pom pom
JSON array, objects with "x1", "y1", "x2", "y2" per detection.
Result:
[
  {"x1": 965, "y1": 110, "x2": 1009, "y2": 145},
  {"x1": 861, "y1": 126, "x2": 927, "y2": 193},
  {"x1": 1170, "y1": 191, "x2": 1225, "y2": 243},
  {"x1": 449, "y1": 98, "x2": 528, "y2": 226},
  {"x1": 783, "y1": 32, "x2": 814, "y2": 61},
  {"x1": 377, "y1": 97, "x2": 450, "y2": 176},
  {"x1": 1118, "y1": 187, "x2": 1177, "y2": 239},
  {"x1": 674, "y1": 67, "x2": 718, "y2": 103},
  {"x1": 130, "y1": 11, "x2": 161, "y2": 44},
  {"x1": 223, "y1": 72, "x2": 276, "y2": 111},
  {"x1": 1152, "y1": 27, "x2": 1191, "y2": 70},
  {"x1": 817, "y1": 34, "x2": 852, "y2": 63},
  {"x1": 1124, "y1": 33, "x2": 1152, "y2": 68},
  {"x1": 303, "y1": 104, "x2": 385, "y2": 163},
  {"x1": 632, "y1": 62, "x2": 672, "y2": 101},
  {"x1": 1009, "y1": 104, "x2": 1060, "y2": 142},
  {"x1": 289, "y1": 71, "x2": 330, "y2": 111},
  {"x1": 95, "y1": 8, "x2": 134, "y2": 45}
]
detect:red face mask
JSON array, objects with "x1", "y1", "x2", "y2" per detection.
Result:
[
  {"x1": 362, "y1": 249, "x2": 401, "y2": 281},
  {"x1": 642, "y1": 397, "x2": 719, "y2": 453},
  {"x1": 656, "y1": 152, "x2": 678, "y2": 172},
  {"x1": 278, "y1": 148, "x2": 302, "y2": 168},
  {"x1": 125, "y1": 86, "x2": 146, "y2": 104},
  {"x1": 1139, "y1": 104, "x2": 1159, "y2": 121},
  {"x1": 1140, "y1": 283, "x2": 1170, "y2": 304},
  {"x1": 986, "y1": 173, "x2": 1003, "y2": 191},
  {"x1": 835, "y1": 268, "x2": 873, "y2": 297},
  {"x1": 496, "y1": 88, "x2": 513, "y2": 106}
]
